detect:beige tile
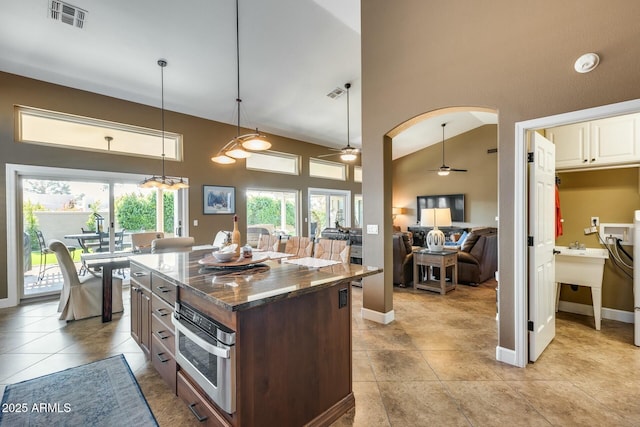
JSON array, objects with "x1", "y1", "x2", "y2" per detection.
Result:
[
  {"x1": 423, "y1": 350, "x2": 503, "y2": 381},
  {"x1": 332, "y1": 381, "x2": 390, "y2": 427},
  {"x1": 572, "y1": 379, "x2": 640, "y2": 424},
  {"x1": 8, "y1": 331, "x2": 77, "y2": 353},
  {"x1": 358, "y1": 328, "x2": 415, "y2": 351},
  {"x1": 444, "y1": 381, "x2": 552, "y2": 426},
  {"x1": 378, "y1": 381, "x2": 471, "y2": 426},
  {"x1": 368, "y1": 350, "x2": 438, "y2": 382},
  {"x1": 507, "y1": 380, "x2": 631, "y2": 426},
  {"x1": 0, "y1": 353, "x2": 51, "y2": 382},
  {"x1": 352, "y1": 350, "x2": 376, "y2": 382},
  {"x1": 1, "y1": 353, "x2": 97, "y2": 384},
  {"x1": 0, "y1": 332, "x2": 48, "y2": 353}
]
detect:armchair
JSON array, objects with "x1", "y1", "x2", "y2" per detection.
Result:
[
  {"x1": 457, "y1": 227, "x2": 498, "y2": 285},
  {"x1": 392, "y1": 232, "x2": 414, "y2": 287}
]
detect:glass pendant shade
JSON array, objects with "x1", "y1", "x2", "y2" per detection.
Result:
[
  {"x1": 437, "y1": 170, "x2": 450, "y2": 176},
  {"x1": 241, "y1": 132, "x2": 271, "y2": 151},
  {"x1": 340, "y1": 153, "x2": 357, "y2": 161},
  {"x1": 211, "y1": 154, "x2": 236, "y2": 164},
  {"x1": 226, "y1": 145, "x2": 252, "y2": 159}
]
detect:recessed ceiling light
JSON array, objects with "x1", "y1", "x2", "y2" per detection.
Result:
[{"x1": 574, "y1": 53, "x2": 600, "y2": 73}]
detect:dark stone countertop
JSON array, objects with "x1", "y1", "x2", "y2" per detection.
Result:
[{"x1": 129, "y1": 249, "x2": 382, "y2": 312}]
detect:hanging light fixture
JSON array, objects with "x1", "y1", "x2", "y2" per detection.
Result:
[
  {"x1": 211, "y1": 0, "x2": 271, "y2": 165},
  {"x1": 340, "y1": 83, "x2": 358, "y2": 162},
  {"x1": 140, "y1": 59, "x2": 189, "y2": 190}
]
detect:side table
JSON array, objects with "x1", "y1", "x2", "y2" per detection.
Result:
[{"x1": 413, "y1": 249, "x2": 457, "y2": 294}]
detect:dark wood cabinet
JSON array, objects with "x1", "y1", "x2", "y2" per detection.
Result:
[{"x1": 130, "y1": 264, "x2": 151, "y2": 359}]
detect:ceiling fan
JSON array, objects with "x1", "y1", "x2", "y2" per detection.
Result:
[
  {"x1": 318, "y1": 83, "x2": 360, "y2": 162},
  {"x1": 430, "y1": 122, "x2": 467, "y2": 175}
]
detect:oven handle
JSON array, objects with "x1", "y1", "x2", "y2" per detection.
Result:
[{"x1": 171, "y1": 315, "x2": 231, "y2": 359}]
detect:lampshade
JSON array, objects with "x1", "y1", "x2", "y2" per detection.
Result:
[
  {"x1": 341, "y1": 152, "x2": 357, "y2": 161},
  {"x1": 392, "y1": 207, "x2": 407, "y2": 216},
  {"x1": 241, "y1": 132, "x2": 271, "y2": 151}
]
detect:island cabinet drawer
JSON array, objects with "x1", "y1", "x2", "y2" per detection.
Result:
[
  {"x1": 151, "y1": 306, "x2": 175, "y2": 355},
  {"x1": 177, "y1": 371, "x2": 232, "y2": 427},
  {"x1": 151, "y1": 334, "x2": 176, "y2": 394},
  {"x1": 151, "y1": 293, "x2": 174, "y2": 331},
  {"x1": 152, "y1": 274, "x2": 177, "y2": 305},
  {"x1": 130, "y1": 264, "x2": 151, "y2": 288}
]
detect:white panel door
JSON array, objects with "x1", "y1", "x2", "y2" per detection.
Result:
[{"x1": 528, "y1": 132, "x2": 556, "y2": 362}]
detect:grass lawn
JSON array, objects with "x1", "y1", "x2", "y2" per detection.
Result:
[{"x1": 30, "y1": 248, "x2": 82, "y2": 266}]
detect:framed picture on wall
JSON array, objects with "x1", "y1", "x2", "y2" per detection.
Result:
[{"x1": 203, "y1": 185, "x2": 235, "y2": 215}]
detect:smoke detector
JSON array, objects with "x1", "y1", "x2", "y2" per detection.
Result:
[
  {"x1": 574, "y1": 53, "x2": 600, "y2": 73},
  {"x1": 48, "y1": 1, "x2": 87, "y2": 29}
]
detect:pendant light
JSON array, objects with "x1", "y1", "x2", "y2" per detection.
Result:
[
  {"x1": 140, "y1": 59, "x2": 189, "y2": 190},
  {"x1": 340, "y1": 83, "x2": 357, "y2": 162},
  {"x1": 211, "y1": 0, "x2": 271, "y2": 165}
]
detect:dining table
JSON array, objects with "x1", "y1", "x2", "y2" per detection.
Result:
[
  {"x1": 64, "y1": 232, "x2": 101, "y2": 253},
  {"x1": 81, "y1": 252, "x2": 130, "y2": 322}
]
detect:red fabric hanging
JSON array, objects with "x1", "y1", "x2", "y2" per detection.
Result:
[{"x1": 555, "y1": 184, "x2": 563, "y2": 238}]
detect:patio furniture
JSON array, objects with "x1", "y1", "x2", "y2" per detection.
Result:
[{"x1": 36, "y1": 230, "x2": 76, "y2": 283}]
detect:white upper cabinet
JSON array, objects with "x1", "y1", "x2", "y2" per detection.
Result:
[{"x1": 545, "y1": 113, "x2": 640, "y2": 170}]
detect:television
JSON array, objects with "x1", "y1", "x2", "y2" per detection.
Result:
[{"x1": 417, "y1": 193, "x2": 465, "y2": 223}]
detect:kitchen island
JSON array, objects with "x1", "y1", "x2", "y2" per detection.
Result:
[{"x1": 129, "y1": 249, "x2": 382, "y2": 426}]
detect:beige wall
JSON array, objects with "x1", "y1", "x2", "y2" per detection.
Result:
[
  {"x1": 556, "y1": 168, "x2": 640, "y2": 312},
  {"x1": 392, "y1": 125, "x2": 498, "y2": 230},
  {"x1": 361, "y1": 0, "x2": 640, "y2": 350},
  {"x1": 0, "y1": 72, "x2": 361, "y2": 300}
]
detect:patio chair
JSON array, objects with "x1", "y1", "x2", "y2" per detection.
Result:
[
  {"x1": 48, "y1": 239, "x2": 123, "y2": 321},
  {"x1": 35, "y1": 230, "x2": 76, "y2": 283}
]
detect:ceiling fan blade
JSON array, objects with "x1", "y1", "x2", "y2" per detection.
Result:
[
  {"x1": 317, "y1": 152, "x2": 341, "y2": 158},
  {"x1": 450, "y1": 168, "x2": 467, "y2": 172}
]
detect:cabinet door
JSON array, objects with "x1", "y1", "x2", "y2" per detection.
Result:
[
  {"x1": 140, "y1": 287, "x2": 152, "y2": 357},
  {"x1": 131, "y1": 285, "x2": 140, "y2": 344},
  {"x1": 590, "y1": 114, "x2": 640, "y2": 165},
  {"x1": 545, "y1": 123, "x2": 589, "y2": 169}
]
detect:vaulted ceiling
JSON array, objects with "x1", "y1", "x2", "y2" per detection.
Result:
[{"x1": 0, "y1": 0, "x2": 494, "y2": 160}]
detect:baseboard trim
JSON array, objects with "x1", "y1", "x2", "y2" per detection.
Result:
[
  {"x1": 558, "y1": 301, "x2": 633, "y2": 324},
  {"x1": 361, "y1": 307, "x2": 395, "y2": 324},
  {"x1": 496, "y1": 345, "x2": 520, "y2": 367}
]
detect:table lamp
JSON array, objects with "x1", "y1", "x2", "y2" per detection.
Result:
[{"x1": 420, "y1": 208, "x2": 452, "y2": 251}]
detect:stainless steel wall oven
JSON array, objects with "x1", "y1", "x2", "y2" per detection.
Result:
[{"x1": 172, "y1": 301, "x2": 236, "y2": 414}]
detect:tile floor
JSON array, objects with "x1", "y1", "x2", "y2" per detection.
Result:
[{"x1": 1, "y1": 281, "x2": 639, "y2": 426}]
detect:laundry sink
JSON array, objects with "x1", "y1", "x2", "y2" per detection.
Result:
[
  {"x1": 554, "y1": 246, "x2": 608, "y2": 258},
  {"x1": 554, "y1": 246, "x2": 609, "y2": 330}
]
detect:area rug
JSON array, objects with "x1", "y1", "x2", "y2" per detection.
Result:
[{"x1": 0, "y1": 354, "x2": 157, "y2": 426}]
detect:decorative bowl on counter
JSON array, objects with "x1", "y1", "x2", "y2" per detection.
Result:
[{"x1": 212, "y1": 251, "x2": 236, "y2": 262}]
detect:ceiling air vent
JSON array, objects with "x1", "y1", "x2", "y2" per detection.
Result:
[
  {"x1": 49, "y1": 0, "x2": 87, "y2": 29},
  {"x1": 326, "y1": 87, "x2": 345, "y2": 99}
]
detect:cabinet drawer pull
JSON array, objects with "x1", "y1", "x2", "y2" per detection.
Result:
[
  {"x1": 132, "y1": 271, "x2": 148, "y2": 277},
  {"x1": 155, "y1": 352, "x2": 169, "y2": 363},
  {"x1": 154, "y1": 330, "x2": 170, "y2": 340},
  {"x1": 155, "y1": 308, "x2": 169, "y2": 317},
  {"x1": 188, "y1": 403, "x2": 208, "y2": 422},
  {"x1": 156, "y1": 285, "x2": 171, "y2": 293}
]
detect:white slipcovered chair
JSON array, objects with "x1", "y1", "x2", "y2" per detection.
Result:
[
  {"x1": 49, "y1": 239, "x2": 123, "y2": 321},
  {"x1": 151, "y1": 236, "x2": 195, "y2": 253},
  {"x1": 130, "y1": 231, "x2": 165, "y2": 253}
]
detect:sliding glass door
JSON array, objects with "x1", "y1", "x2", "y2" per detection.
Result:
[
  {"x1": 308, "y1": 188, "x2": 351, "y2": 238},
  {"x1": 16, "y1": 167, "x2": 185, "y2": 300}
]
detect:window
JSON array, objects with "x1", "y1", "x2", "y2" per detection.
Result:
[
  {"x1": 354, "y1": 166, "x2": 362, "y2": 183},
  {"x1": 354, "y1": 194, "x2": 363, "y2": 227},
  {"x1": 309, "y1": 158, "x2": 347, "y2": 181},
  {"x1": 246, "y1": 151, "x2": 299, "y2": 175},
  {"x1": 16, "y1": 105, "x2": 183, "y2": 160},
  {"x1": 308, "y1": 188, "x2": 351, "y2": 237},
  {"x1": 246, "y1": 189, "x2": 299, "y2": 239}
]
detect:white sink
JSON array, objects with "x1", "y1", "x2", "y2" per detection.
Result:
[
  {"x1": 554, "y1": 246, "x2": 608, "y2": 330},
  {"x1": 554, "y1": 246, "x2": 608, "y2": 259}
]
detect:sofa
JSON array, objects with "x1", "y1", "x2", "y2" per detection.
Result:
[
  {"x1": 457, "y1": 227, "x2": 498, "y2": 285},
  {"x1": 392, "y1": 232, "x2": 414, "y2": 287}
]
